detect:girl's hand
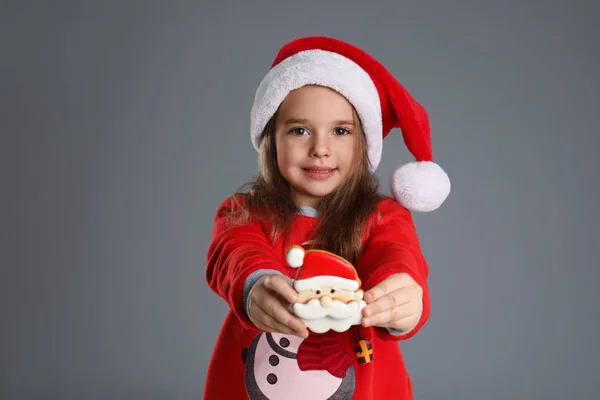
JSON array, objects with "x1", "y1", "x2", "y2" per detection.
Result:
[
  {"x1": 248, "y1": 274, "x2": 309, "y2": 338},
  {"x1": 361, "y1": 273, "x2": 423, "y2": 332}
]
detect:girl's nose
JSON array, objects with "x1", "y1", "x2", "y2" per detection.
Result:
[{"x1": 310, "y1": 135, "x2": 330, "y2": 158}]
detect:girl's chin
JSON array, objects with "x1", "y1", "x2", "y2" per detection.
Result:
[{"x1": 291, "y1": 187, "x2": 338, "y2": 207}]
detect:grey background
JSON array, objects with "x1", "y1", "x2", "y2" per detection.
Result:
[{"x1": 4, "y1": 0, "x2": 599, "y2": 399}]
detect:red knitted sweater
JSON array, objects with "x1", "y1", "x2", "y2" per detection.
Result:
[{"x1": 204, "y1": 196, "x2": 430, "y2": 399}]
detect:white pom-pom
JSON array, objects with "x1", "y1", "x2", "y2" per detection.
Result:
[
  {"x1": 286, "y1": 246, "x2": 305, "y2": 268},
  {"x1": 391, "y1": 161, "x2": 451, "y2": 212}
]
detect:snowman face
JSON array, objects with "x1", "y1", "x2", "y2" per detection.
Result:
[{"x1": 296, "y1": 287, "x2": 357, "y2": 305}]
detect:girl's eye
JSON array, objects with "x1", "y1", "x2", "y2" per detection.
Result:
[
  {"x1": 331, "y1": 289, "x2": 335, "y2": 293},
  {"x1": 316, "y1": 290, "x2": 321, "y2": 295},
  {"x1": 335, "y1": 128, "x2": 351, "y2": 135},
  {"x1": 290, "y1": 127, "x2": 308, "y2": 135}
]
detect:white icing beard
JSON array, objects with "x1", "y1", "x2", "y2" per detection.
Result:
[{"x1": 292, "y1": 299, "x2": 367, "y2": 334}]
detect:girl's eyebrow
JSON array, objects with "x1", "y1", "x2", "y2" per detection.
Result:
[
  {"x1": 282, "y1": 117, "x2": 355, "y2": 126},
  {"x1": 282, "y1": 117, "x2": 310, "y2": 125},
  {"x1": 332, "y1": 120, "x2": 355, "y2": 126}
]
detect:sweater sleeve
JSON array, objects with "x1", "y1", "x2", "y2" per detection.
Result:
[
  {"x1": 205, "y1": 197, "x2": 287, "y2": 330},
  {"x1": 355, "y1": 199, "x2": 431, "y2": 341}
]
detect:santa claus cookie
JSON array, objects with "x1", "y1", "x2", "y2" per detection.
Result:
[{"x1": 286, "y1": 246, "x2": 367, "y2": 334}]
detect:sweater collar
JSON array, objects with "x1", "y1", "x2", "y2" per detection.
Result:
[{"x1": 297, "y1": 205, "x2": 319, "y2": 218}]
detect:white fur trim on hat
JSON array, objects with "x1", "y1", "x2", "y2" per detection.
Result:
[
  {"x1": 286, "y1": 246, "x2": 305, "y2": 268},
  {"x1": 293, "y1": 275, "x2": 359, "y2": 293},
  {"x1": 250, "y1": 49, "x2": 383, "y2": 171},
  {"x1": 391, "y1": 161, "x2": 451, "y2": 212}
]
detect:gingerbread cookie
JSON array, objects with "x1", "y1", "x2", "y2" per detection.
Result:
[{"x1": 286, "y1": 246, "x2": 367, "y2": 333}]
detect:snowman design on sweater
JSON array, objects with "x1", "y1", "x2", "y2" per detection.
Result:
[
  {"x1": 242, "y1": 332, "x2": 356, "y2": 400},
  {"x1": 242, "y1": 247, "x2": 369, "y2": 399}
]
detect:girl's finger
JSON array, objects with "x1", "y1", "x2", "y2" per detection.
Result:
[
  {"x1": 388, "y1": 313, "x2": 420, "y2": 332},
  {"x1": 362, "y1": 307, "x2": 392, "y2": 327},
  {"x1": 363, "y1": 289, "x2": 412, "y2": 318},
  {"x1": 252, "y1": 302, "x2": 298, "y2": 335},
  {"x1": 262, "y1": 275, "x2": 298, "y2": 304},
  {"x1": 263, "y1": 302, "x2": 306, "y2": 336},
  {"x1": 363, "y1": 274, "x2": 406, "y2": 303},
  {"x1": 363, "y1": 298, "x2": 420, "y2": 328},
  {"x1": 264, "y1": 295, "x2": 308, "y2": 336},
  {"x1": 273, "y1": 299, "x2": 308, "y2": 336}
]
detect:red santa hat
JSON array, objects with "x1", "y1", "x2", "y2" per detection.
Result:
[
  {"x1": 250, "y1": 36, "x2": 450, "y2": 212},
  {"x1": 286, "y1": 246, "x2": 361, "y2": 292}
]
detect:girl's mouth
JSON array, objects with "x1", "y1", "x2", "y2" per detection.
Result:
[
  {"x1": 303, "y1": 167, "x2": 335, "y2": 173},
  {"x1": 302, "y1": 167, "x2": 337, "y2": 180}
]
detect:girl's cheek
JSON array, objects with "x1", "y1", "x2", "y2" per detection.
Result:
[
  {"x1": 282, "y1": 146, "x2": 302, "y2": 162},
  {"x1": 279, "y1": 149, "x2": 292, "y2": 164}
]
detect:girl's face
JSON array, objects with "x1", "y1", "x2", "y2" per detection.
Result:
[{"x1": 275, "y1": 85, "x2": 359, "y2": 208}]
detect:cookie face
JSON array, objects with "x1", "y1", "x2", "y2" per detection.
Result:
[
  {"x1": 286, "y1": 247, "x2": 366, "y2": 333},
  {"x1": 292, "y1": 298, "x2": 366, "y2": 333},
  {"x1": 290, "y1": 278, "x2": 367, "y2": 334},
  {"x1": 295, "y1": 287, "x2": 358, "y2": 304}
]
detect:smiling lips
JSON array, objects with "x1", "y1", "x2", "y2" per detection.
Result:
[{"x1": 302, "y1": 167, "x2": 337, "y2": 180}]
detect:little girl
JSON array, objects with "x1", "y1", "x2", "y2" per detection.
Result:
[{"x1": 205, "y1": 36, "x2": 450, "y2": 400}]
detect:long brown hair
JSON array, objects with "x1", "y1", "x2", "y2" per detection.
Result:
[{"x1": 226, "y1": 106, "x2": 384, "y2": 265}]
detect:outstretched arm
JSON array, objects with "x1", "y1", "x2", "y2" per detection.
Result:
[
  {"x1": 355, "y1": 199, "x2": 430, "y2": 341},
  {"x1": 205, "y1": 197, "x2": 288, "y2": 330}
]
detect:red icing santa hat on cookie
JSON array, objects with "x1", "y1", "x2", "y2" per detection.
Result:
[
  {"x1": 286, "y1": 246, "x2": 361, "y2": 293},
  {"x1": 250, "y1": 36, "x2": 450, "y2": 212}
]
